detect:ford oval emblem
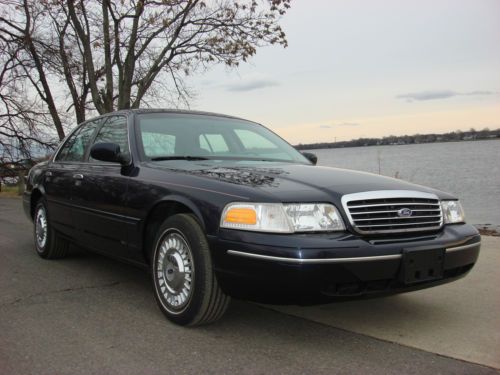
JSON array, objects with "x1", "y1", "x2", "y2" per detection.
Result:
[{"x1": 398, "y1": 208, "x2": 413, "y2": 217}]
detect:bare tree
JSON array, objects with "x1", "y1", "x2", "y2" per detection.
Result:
[
  {"x1": 0, "y1": 22, "x2": 58, "y2": 176},
  {"x1": 0, "y1": 0, "x2": 291, "y2": 162}
]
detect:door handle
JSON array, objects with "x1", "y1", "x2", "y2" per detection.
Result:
[
  {"x1": 46, "y1": 171, "x2": 53, "y2": 177},
  {"x1": 73, "y1": 174, "x2": 84, "y2": 180}
]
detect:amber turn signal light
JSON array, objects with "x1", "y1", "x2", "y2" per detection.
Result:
[{"x1": 224, "y1": 207, "x2": 257, "y2": 225}]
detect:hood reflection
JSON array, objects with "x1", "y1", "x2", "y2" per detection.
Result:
[{"x1": 179, "y1": 167, "x2": 289, "y2": 187}]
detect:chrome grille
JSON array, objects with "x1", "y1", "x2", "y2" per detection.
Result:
[{"x1": 341, "y1": 191, "x2": 443, "y2": 234}]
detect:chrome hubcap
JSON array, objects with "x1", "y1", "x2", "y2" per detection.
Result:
[
  {"x1": 35, "y1": 207, "x2": 48, "y2": 249},
  {"x1": 156, "y1": 231, "x2": 193, "y2": 310}
]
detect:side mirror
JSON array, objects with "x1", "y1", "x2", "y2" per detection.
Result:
[
  {"x1": 302, "y1": 152, "x2": 318, "y2": 165},
  {"x1": 90, "y1": 142, "x2": 125, "y2": 164}
]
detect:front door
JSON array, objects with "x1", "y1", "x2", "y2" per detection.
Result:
[{"x1": 71, "y1": 115, "x2": 138, "y2": 261}]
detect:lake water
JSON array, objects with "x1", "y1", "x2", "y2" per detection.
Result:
[{"x1": 308, "y1": 140, "x2": 500, "y2": 226}]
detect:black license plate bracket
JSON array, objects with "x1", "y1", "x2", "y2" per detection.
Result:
[{"x1": 401, "y1": 248, "x2": 445, "y2": 284}]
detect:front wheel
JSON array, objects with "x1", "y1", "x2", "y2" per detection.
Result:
[{"x1": 151, "y1": 213, "x2": 230, "y2": 326}]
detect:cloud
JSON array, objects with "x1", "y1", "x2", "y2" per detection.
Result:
[
  {"x1": 225, "y1": 79, "x2": 279, "y2": 92},
  {"x1": 463, "y1": 90, "x2": 496, "y2": 96},
  {"x1": 338, "y1": 122, "x2": 360, "y2": 127},
  {"x1": 397, "y1": 90, "x2": 496, "y2": 102},
  {"x1": 318, "y1": 123, "x2": 360, "y2": 129}
]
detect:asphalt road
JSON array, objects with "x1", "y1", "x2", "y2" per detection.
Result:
[{"x1": 0, "y1": 197, "x2": 498, "y2": 375}]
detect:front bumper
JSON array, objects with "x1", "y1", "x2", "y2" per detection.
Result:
[{"x1": 209, "y1": 224, "x2": 480, "y2": 304}]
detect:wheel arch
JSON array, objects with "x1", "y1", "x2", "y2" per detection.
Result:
[
  {"x1": 142, "y1": 196, "x2": 207, "y2": 264},
  {"x1": 30, "y1": 187, "x2": 45, "y2": 219}
]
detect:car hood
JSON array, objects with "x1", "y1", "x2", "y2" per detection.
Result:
[{"x1": 143, "y1": 161, "x2": 455, "y2": 202}]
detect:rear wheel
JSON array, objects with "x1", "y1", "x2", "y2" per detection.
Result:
[
  {"x1": 34, "y1": 200, "x2": 69, "y2": 259},
  {"x1": 151, "y1": 213, "x2": 230, "y2": 326}
]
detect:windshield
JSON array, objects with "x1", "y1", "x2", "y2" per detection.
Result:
[{"x1": 136, "y1": 113, "x2": 309, "y2": 164}]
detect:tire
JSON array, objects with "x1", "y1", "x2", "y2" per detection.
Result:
[
  {"x1": 33, "y1": 199, "x2": 69, "y2": 259},
  {"x1": 151, "y1": 213, "x2": 230, "y2": 326}
]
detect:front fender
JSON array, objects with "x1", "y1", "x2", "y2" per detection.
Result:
[{"x1": 151, "y1": 194, "x2": 207, "y2": 231}]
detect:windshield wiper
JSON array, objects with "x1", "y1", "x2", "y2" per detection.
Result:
[
  {"x1": 150, "y1": 155, "x2": 300, "y2": 163},
  {"x1": 150, "y1": 155, "x2": 211, "y2": 161}
]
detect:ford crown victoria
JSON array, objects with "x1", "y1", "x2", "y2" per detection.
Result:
[{"x1": 23, "y1": 110, "x2": 481, "y2": 326}]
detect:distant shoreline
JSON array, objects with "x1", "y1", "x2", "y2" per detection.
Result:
[
  {"x1": 298, "y1": 137, "x2": 500, "y2": 151},
  {"x1": 295, "y1": 129, "x2": 500, "y2": 150}
]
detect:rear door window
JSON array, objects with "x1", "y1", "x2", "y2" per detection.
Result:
[{"x1": 56, "y1": 120, "x2": 101, "y2": 162}]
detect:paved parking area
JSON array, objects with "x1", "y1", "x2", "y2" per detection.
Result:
[
  {"x1": 0, "y1": 197, "x2": 498, "y2": 374},
  {"x1": 270, "y1": 235, "x2": 500, "y2": 369}
]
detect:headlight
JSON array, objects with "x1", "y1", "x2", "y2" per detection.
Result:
[
  {"x1": 220, "y1": 202, "x2": 345, "y2": 233},
  {"x1": 441, "y1": 200, "x2": 465, "y2": 224}
]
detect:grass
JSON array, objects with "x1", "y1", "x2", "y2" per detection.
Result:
[
  {"x1": 477, "y1": 228, "x2": 500, "y2": 237},
  {"x1": 0, "y1": 185, "x2": 22, "y2": 198}
]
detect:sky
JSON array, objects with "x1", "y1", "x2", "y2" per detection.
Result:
[{"x1": 188, "y1": 0, "x2": 500, "y2": 144}]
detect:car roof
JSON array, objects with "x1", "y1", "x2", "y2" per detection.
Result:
[{"x1": 101, "y1": 108, "x2": 250, "y2": 122}]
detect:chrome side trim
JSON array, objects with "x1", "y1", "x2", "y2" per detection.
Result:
[
  {"x1": 227, "y1": 241, "x2": 480, "y2": 264},
  {"x1": 445, "y1": 242, "x2": 481, "y2": 253},
  {"x1": 227, "y1": 250, "x2": 402, "y2": 264}
]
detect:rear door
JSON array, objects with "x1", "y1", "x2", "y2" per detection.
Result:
[
  {"x1": 71, "y1": 115, "x2": 138, "y2": 260},
  {"x1": 45, "y1": 121, "x2": 101, "y2": 239}
]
